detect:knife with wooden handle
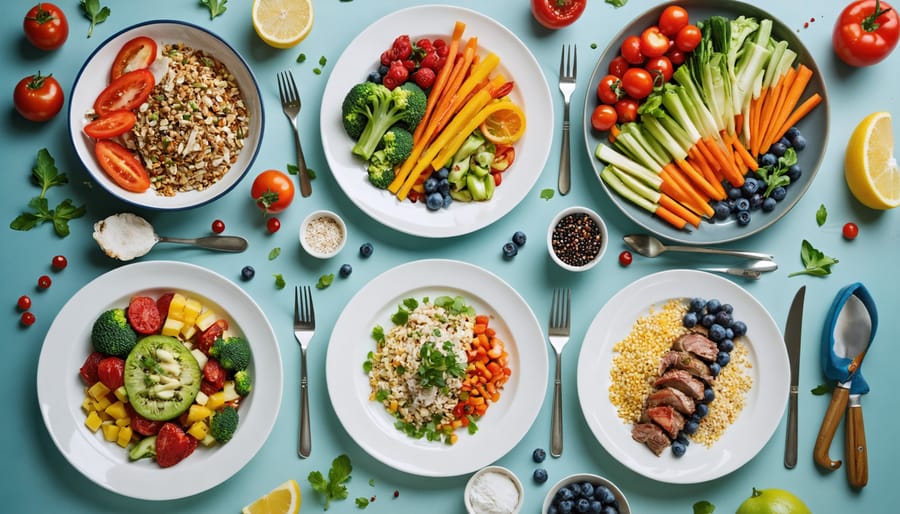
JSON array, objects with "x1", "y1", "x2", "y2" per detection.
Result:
[
  {"x1": 783, "y1": 286, "x2": 805, "y2": 469},
  {"x1": 846, "y1": 395, "x2": 868, "y2": 487}
]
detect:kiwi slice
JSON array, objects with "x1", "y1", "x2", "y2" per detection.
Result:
[{"x1": 124, "y1": 335, "x2": 202, "y2": 421}]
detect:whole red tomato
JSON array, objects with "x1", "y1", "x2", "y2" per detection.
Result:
[
  {"x1": 251, "y1": 169, "x2": 295, "y2": 214},
  {"x1": 13, "y1": 71, "x2": 64, "y2": 122},
  {"x1": 23, "y1": 3, "x2": 68, "y2": 51},
  {"x1": 833, "y1": 0, "x2": 899, "y2": 66},
  {"x1": 531, "y1": 0, "x2": 587, "y2": 30}
]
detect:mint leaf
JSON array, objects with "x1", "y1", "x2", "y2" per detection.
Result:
[
  {"x1": 811, "y1": 383, "x2": 830, "y2": 395},
  {"x1": 316, "y1": 273, "x2": 335, "y2": 289},
  {"x1": 693, "y1": 500, "x2": 716, "y2": 514},
  {"x1": 79, "y1": 0, "x2": 110, "y2": 38},
  {"x1": 268, "y1": 247, "x2": 281, "y2": 260},
  {"x1": 308, "y1": 454, "x2": 352, "y2": 510},
  {"x1": 200, "y1": 0, "x2": 227, "y2": 19},
  {"x1": 355, "y1": 497, "x2": 370, "y2": 508},
  {"x1": 816, "y1": 204, "x2": 827, "y2": 226},
  {"x1": 273, "y1": 273, "x2": 286, "y2": 289},
  {"x1": 540, "y1": 188, "x2": 554, "y2": 200},
  {"x1": 33, "y1": 148, "x2": 67, "y2": 196},
  {"x1": 789, "y1": 239, "x2": 838, "y2": 277}
]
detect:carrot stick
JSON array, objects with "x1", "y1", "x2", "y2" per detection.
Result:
[
  {"x1": 677, "y1": 159, "x2": 722, "y2": 201},
  {"x1": 427, "y1": 38, "x2": 477, "y2": 134},
  {"x1": 661, "y1": 164, "x2": 714, "y2": 217},
  {"x1": 704, "y1": 136, "x2": 744, "y2": 187},
  {"x1": 772, "y1": 93, "x2": 822, "y2": 144},
  {"x1": 748, "y1": 90, "x2": 766, "y2": 156},
  {"x1": 413, "y1": 21, "x2": 465, "y2": 143},
  {"x1": 432, "y1": 51, "x2": 500, "y2": 136},
  {"x1": 756, "y1": 67, "x2": 795, "y2": 154},
  {"x1": 654, "y1": 204, "x2": 689, "y2": 230},
  {"x1": 764, "y1": 65, "x2": 814, "y2": 150},
  {"x1": 608, "y1": 124, "x2": 621, "y2": 143},
  {"x1": 688, "y1": 148, "x2": 726, "y2": 199},
  {"x1": 695, "y1": 137, "x2": 721, "y2": 174},
  {"x1": 429, "y1": 75, "x2": 507, "y2": 169},
  {"x1": 659, "y1": 193, "x2": 701, "y2": 228},
  {"x1": 732, "y1": 136, "x2": 759, "y2": 172},
  {"x1": 660, "y1": 179, "x2": 705, "y2": 217}
]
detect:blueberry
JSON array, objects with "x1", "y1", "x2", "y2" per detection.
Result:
[
  {"x1": 240, "y1": 265, "x2": 255, "y2": 281},
  {"x1": 727, "y1": 186, "x2": 743, "y2": 199},
  {"x1": 786, "y1": 164, "x2": 802, "y2": 182},
  {"x1": 736, "y1": 210, "x2": 751, "y2": 226},
  {"x1": 502, "y1": 242, "x2": 518, "y2": 258},
  {"x1": 339, "y1": 264, "x2": 352, "y2": 277},
  {"x1": 759, "y1": 153, "x2": 777, "y2": 167},
  {"x1": 701, "y1": 314, "x2": 716, "y2": 328},
  {"x1": 714, "y1": 310, "x2": 733, "y2": 327},
  {"x1": 533, "y1": 467, "x2": 548, "y2": 483},
  {"x1": 682, "y1": 311, "x2": 698, "y2": 328},
  {"x1": 762, "y1": 197, "x2": 777, "y2": 212},
  {"x1": 718, "y1": 338, "x2": 734, "y2": 353},
  {"x1": 714, "y1": 201, "x2": 731, "y2": 220},
  {"x1": 532, "y1": 447, "x2": 547, "y2": 463},
  {"x1": 438, "y1": 178, "x2": 450, "y2": 195},
  {"x1": 682, "y1": 420, "x2": 699, "y2": 434},
  {"x1": 689, "y1": 297, "x2": 706, "y2": 312},
  {"x1": 577, "y1": 498, "x2": 591, "y2": 513},
  {"x1": 724, "y1": 327, "x2": 734, "y2": 340},
  {"x1": 378, "y1": 64, "x2": 390, "y2": 76},
  {"x1": 708, "y1": 323, "x2": 726, "y2": 341},
  {"x1": 741, "y1": 179, "x2": 760, "y2": 196},
  {"x1": 720, "y1": 303, "x2": 733, "y2": 314},
  {"x1": 671, "y1": 439, "x2": 687, "y2": 457},
  {"x1": 512, "y1": 231, "x2": 527, "y2": 247},
  {"x1": 770, "y1": 141, "x2": 788, "y2": 157},
  {"x1": 594, "y1": 485, "x2": 615, "y2": 505},
  {"x1": 580, "y1": 482, "x2": 595, "y2": 498},
  {"x1": 442, "y1": 194, "x2": 453, "y2": 209},
  {"x1": 558, "y1": 500, "x2": 575, "y2": 514},
  {"x1": 779, "y1": 137, "x2": 791, "y2": 148},
  {"x1": 771, "y1": 186, "x2": 787, "y2": 201},
  {"x1": 550, "y1": 507, "x2": 560, "y2": 514},
  {"x1": 423, "y1": 177, "x2": 438, "y2": 193},
  {"x1": 676, "y1": 432, "x2": 691, "y2": 446},
  {"x1": 601, "y1": 507, "x2": 619, "y2": 514},
  {"x1": 785, "y1": 126, "x2": 801, "y2": 140},
  {"x1": 791, "y1": 134, "x2": 807, "y2": 151},
  {"x1": 569, "y1": 483, "x2": 582, "y2": 497},
  {"x1": 436, "y1": 167, "x2": 450, "y2": 180},
  {"x1": 359, "y1": 242, "x2": 374, "y2": 258},
  {"x1": 748, "y1": 193, "x2": 763, "y2": 210},
  {"x1": 706, "y1": 299, "x2": 721, "y2": 313},
  {"x1": 696, "y1": 403, "x2": 709, "y2": 418},
  {"x1": 704, "y1": 387, "x2": 716, "y2": 402},
  {"x1": 709, "y1": 362, "x2": 721, "y2": 376},
  {"x1": 367, "y1": 70, "x2": 382, "y2": 83},
  {"x1": 735, "y1": 197, "x2": 750, "y2": 212},
  {"x1": 717, "y1": 351, "x2": 731, "y2": 367},
  {"x1": 590, "y1": 500, "x2": 604, "y2": 513},
  {"x1": 557, "y1": 487, "x2": 575, "y2": 501},
  {"x1": 731, "y1": 320, "x2": 747, "y2": 337}
]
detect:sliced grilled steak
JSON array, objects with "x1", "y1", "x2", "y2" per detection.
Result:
[
  {"x1": 658, "y1": 350, "x2": 715, "y2": 383},
  {"x1": 643, "y1": 405, "x2": 685, "y2": 439},
  {"x1": 654, "y1": 369, "x2": 705, "y2": 401},
  {"x1": 672, "y1": 331, "x2": 719, "y2": 362},
  {"x1": 646, "y1": 386, "x2": 696, "y2": 415},
  {"x1": 632, "y1": 422, "x2": 671, "y2": 456}
]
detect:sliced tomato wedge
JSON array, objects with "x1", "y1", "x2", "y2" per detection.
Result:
[
  {"x1": 83, "y1": 110, "x2": 136, "y2": 139},
  {"x1": 110, "y1": 36, "x2": 158, "y2": 81},
  {"x1": 94, "y1": 139, "x2": 150, "y2": 193},
  {"x1": 93, "y1": 69, "x2": 155, "y2": 117}
]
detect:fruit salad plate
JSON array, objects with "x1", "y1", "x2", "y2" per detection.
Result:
[
  {"x1": 36, "y1": 261, "x2": 282, "y2": 500},
  {"x1": 326, "y1": 259, "x2": 548, "y2": 476},
  {"x1": 321, "y1": 5, "x2": 553, "y2": 238},
  {"x1": 582, "y1": 0, "x2": 828, "y2": 244},
  {"x1": 576, "y1": 270, "x2": 788, "y2": 483}
]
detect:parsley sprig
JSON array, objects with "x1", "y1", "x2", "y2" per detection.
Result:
[
  {"x1": 9, "y1": 149, "x2": 86, "y2": 237},
  {"x1": 789, "y1": 239, "x2": 838, "y2": 277},
  {"x1": 200, "y1": 0, "x2": 227, "y2": 19},
  {"x1": 755, "y1": 148, "x2": 798, "y2": 197},
  {"x1": 308, "y1": 454, "x2": 352, "y2": 510},
  {"x1": 79, "y1": 0, "x2": 110, "y2": 38}
]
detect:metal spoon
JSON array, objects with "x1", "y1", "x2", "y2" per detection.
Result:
[
  {"x1": 699, "y1": 260, "x2": 779, "y2": 279},
  {"x1": 624, "y1": 234, "x2": 774, "y2": 261},
  {"x1": 155, "y1": 234, "x2": 248, "y2": 252}
]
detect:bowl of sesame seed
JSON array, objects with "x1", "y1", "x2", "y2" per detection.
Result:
[
  {"x1": 547, "y1": 206, "x2": 608, "y2": 272},
  {"x1": 300, "y1": 210, "x2": 347, "y2": 259}
]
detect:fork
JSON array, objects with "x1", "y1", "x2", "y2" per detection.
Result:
[
  {"x1": 558, "y1": 45, "x2": 577, "y2": 196},
  {"x1": 294, "y1": 285, "x2": 316, "y2": 458},
  {"x1": 548, "y1": 287, "x2": 571, "y2": 457},
  {"x1": 277, "y1": 70, "x2": 312, "y2": 197}
]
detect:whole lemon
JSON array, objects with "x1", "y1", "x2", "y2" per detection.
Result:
[{"x1": 735, "y1": 488, "x2": 811, "y2": 514}]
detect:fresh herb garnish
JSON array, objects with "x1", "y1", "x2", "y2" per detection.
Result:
[
  {"x1": 79, "y1": 0, "x2": 110, "y2": 38},
  {"x1": 540, "y1": 188, "x2": 555, "y2": 200},
  {"x1": 693, "y1": 500, "x2": 716, "y2": 514},
  {"x1": 297, "y1": 53, "x2": 307, "y2": 63},
  {"x1": 317, "y1": 273, "x2": 335, "y2": 289},
  {"x1": 200, "y1": 0, "x2": 227, "y2": 19},
  {"x1": 10, "y1": 149, "x2": 86, "y2": 237},
  {"x1": 268, "y1": 247, "x2": 281, "y2": 260},
  {"x1": 755, "y1": 148, "x2": 797, "y2": 197},
  {"x1": 370, "y1": 326, "x2": 384, "y2": 343},
  {"x1": 816, "y1": 204, "x2": 827, "y2": 226},
  {"x1": 308, "y1": 454, "x2": 352, "y2": 510},
  {"x1": 789, "y1": 239, "x2": 838, "y2": 277},
  {"x1": 273, "y1": 273, "x2": 286, "y2": 289},
  {"x1": 355, "y1": 497, "x2": 370, "y2": 508},
  {"x1": 417, "y1": 340, "x2": 465, "y2": 390},
  {"x1": 605, "y1": 0, "x2": 628, "y2": 7},
  {"x1": 811, "y1": 383, "x2": 830, "y2": 395},
  {"x1": 287, "y1": 163, "x2": 316, "y2": 179}
]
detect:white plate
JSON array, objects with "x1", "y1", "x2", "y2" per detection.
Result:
[
  {"x1": 576, "y1": 270, "x2": 788, "y2": 484},
  {"x1": 68, "y1": 20, "x2": 264, "y2": 210},
  {"x1": 326, "y1": 259, "x2": 547, "y2": 476},
  {"x1": 37, "y1": 261, "x2": 282, "y2": 500},
  {"x1": 320, "y1": 5, "x2": 553, "y2": 238}
]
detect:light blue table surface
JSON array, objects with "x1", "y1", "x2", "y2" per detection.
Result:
[{"x1": 2, "y1": 1, "x2": 898, "y2": 512}]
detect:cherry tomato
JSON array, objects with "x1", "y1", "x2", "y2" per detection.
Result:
[
  {"x1": 83, "y1": 111, "x2": 137, "y2": 139},
  {"x1": 51, "y1": 255, "x2": 67, "y2": 270},
  {"x1": 97, "y1": 357, "x2": 126, "y2": 390},
  {"x1": 666, "y1": 47, "x2": 686, "y2": 66},
  {"x1": 645, "y1": 55, "x2": 674, "y2": 83},
  {"x1": 675, "y1": 24, "x2": 702, "y2": 52},
  {"x1": 196, "y1": 319, "x2": 228, "y2": 355},
  {"x1": 21, "y1": 312, "x2": 36, "y2": 327},
  {"x1": 23, "y1": 3, "x2": 68, "y2": 51},
  {"x1": 618, "y1": 250, "x2": 633, "y2": 267},
  {"x1": 13, "y1": 72, "x2": 64, "y2": 122},
  {"x1": 621, "y1": 68, "x2": 654, "y2": 100},
  {"x1": 266, "y1": 217, "x2": 281, "y2": 233},
  {"x1": 615, "y1": 98, "x2": 639, "y2": 123},
  {"x1": 843, "y1": 222, "x2": 860, "y2": 239},
  {"x1": 608, "y1": 55, "x2": 630, "y2": 77},
  {"x1": 211, "y1": 219, "x2": 225, "y2": 233},
  {"x1": 127, "y1": 296, "x2": 162, "y2": 335},
  {"x1": 658, "y1": 5, "x2": 690, "y2": 37},
  {"x1": 93, "y1": 68, "x2": 155, "y2": 117},
  {"x1": 110, "y1": 36, "x2": 158, "y2": 81},
  {"x1": 833, "y1": 0, "x2": 900, "y2": 66},
  {"x1": 530, "y1": 0, "x2": 587, "y2": 30},
  {"x1": 79, "y1": 351, "x2": 104, "y2": 385},
  {"x1": 94, "y1": 140, "x2": 151, "y2": 193},
  {"x1": 620, "y1": 35, "x2": 644, "y2": 65},
  {"x1": 596, "y1": 74, "x2": 623, "y2": 105},
  {"x1": 591, "y1": 105, "x2": 618, "y2": 131},
  {"x1": 640, "y1": 26, "x2": 670, "y2": 58},
  {"x1": 251, "y1": 170, "x2": 295, "y2": 214},
  {"x1": 17, "y1": 295, "x2": 32, "y2": 311},
  {"x1": 37, "y1": 275, "x2": 51, "y2": 289}
]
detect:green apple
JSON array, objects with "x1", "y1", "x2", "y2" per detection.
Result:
[{"x1": 735, "y1": 488, "x2": 811, "y2": 514}]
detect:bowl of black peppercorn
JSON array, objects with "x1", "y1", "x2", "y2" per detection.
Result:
[{"x1": 547, "y1": 206, "x2": 608, "y2": 272}]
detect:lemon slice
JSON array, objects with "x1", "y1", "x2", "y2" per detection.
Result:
[
  {"x1": 252, "y1": 0, "x2": 313, "y2": 49},
  {"x1": 844, "y1": 111, "x2": 900, "y2": 210},
  {"x1": 479, "y1": 102, "x2": 526, "y2": 145},
  {"x1": 242, "y1": 479, "x2": 301, "y2": 514}
]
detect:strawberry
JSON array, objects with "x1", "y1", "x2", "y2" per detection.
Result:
[
  {"x1": 79, "y1": 351, "x2": 104, "y2": 385},
  {"x1": 155, "y1": 422, "x2": 198, "y2": 468},
  {"x1": 97, "y1": 356, "x2": 126, "y2": 390}
]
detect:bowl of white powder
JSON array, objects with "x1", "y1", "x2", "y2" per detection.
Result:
[
  {"x1": 464, "y1": 465, "x2": 523, "y2": 514},
  {"x1": 299, "y1": 210, "x2": 347, "y2": 259}
]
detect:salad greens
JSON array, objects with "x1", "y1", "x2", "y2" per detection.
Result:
[{"x1": 9, "y1": 148, "x2": 86, "y2": 237}]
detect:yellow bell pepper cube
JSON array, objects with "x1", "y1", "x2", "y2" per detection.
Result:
[
  {"x1": 85, "y1": 411, "x2": 103, "y2": 432},
  {"x1": 104, "y1": 400, "x2": 128, "y2": 420},
  {"x1": 102, "y1": 423, "x2": 119, "y2": 442},
  {"x1": 87, "y1": 381, "x2": 111, "y2": 401},
  {"x1": 116, "y1": 426, "x2": 133, "y2": 448},
  {"x1": 187, "y1": 421, "x2": 209, "y2": 440}
]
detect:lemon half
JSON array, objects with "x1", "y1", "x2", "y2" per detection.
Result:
[
  {"x1": 241, "y1": 479, "x2": 301, "y2": 514},
  {"x1": 845, "y1": 111, "x2": 900, "y2": 210},
  {"x1": 252, "y1": 0, "x2": 313, "y2": 49}
]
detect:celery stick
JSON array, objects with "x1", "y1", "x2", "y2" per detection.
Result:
[{"x1": 600, "y1": 166, "x2": 657, "y2": 213}]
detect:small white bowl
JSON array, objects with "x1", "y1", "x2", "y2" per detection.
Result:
[
  {"x1": 464, "y1": 465, "x2": 524, "y2": 514},
  {"x1": 547, "y1": 206, "x2": 608, "y2": 272},
  {"x1": 299, "y1": 210, "x2": 347, "y2": 259},
  {"x1": 542, "y1": 473, "x2": 630, "y2": 514}
]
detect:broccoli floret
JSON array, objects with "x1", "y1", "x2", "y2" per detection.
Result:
[
  {"x1": 378, "y1": 126, "x2": 413, "y2": 165},
  {"x1": 366, "y1": 154, "x2": 397, "y2": 189},
  {"x1": 210, "y1": 336, "x2": 251, "y2": 371},
  {"x1": 91, "y1": 308, "x2": 138, "y2": 357},
  {"x1": 233, "y1": 369, "x2": 252, "y2": 396},
  {"x1": 341, "y1": 81, "x2": 380, "y2": 139},
  {"x1": 209, "y1": 405, "x2": 239, "y2": 443},
  {"x1": 349, "y1": 82, "x2": 426, "y2": 161}
]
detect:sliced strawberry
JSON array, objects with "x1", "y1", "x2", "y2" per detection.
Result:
[
  {"x1": 131, "y1": 412, "x2": 165, "y2": 436},
  {"x1": 79, "y1": 351, "x2": 105, "y2": 385},
  {"x1": 96, "y1": 356, "x2": 126, "y2": 390},
  {"x1": 155, "y1": 422, "x2": 198, "y2": 468}
]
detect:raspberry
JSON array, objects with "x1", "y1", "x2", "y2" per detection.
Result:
[
  {"x1": 413, "y1": 67, "x2": 436, "y2": 89},
  {"x1": 419, "y1": 50, "x2": 440, "y2": 71},
  {"x1": 391, "y1": 35, "x2": 412, "y2": 60}
]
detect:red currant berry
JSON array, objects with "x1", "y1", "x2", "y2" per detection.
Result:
[
  {"x1": 21, "y1": 312, "x2": 36, "y2": 327},
  {"x1": 37, "y1": 275, "x2": 52, "y2": 289},
  {"x1": 618, "y1": 250, "x2": 633, "y2": 266},
  {"x1": 842, "y1": 222, "x2": 859, "y2": 240},
  {"x1": 51, "y1": 255, "x2": 68, "y2": 270},
  {"x1": 17, "y1": 295, "x2": 32, "y2": 311},
  {"x1": 266, "y1": 217, "x2": 281, "y2": 233},
  {"x1": 211, "y1": 219, "x2": 226, "y2": 234}
]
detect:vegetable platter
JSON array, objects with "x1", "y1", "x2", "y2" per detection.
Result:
[{"x1": 582, "y1": 0, "x2": 828, "y2": 245}]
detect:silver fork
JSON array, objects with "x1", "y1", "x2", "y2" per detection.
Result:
[
  {"x1": 294, "y1": 285, "x2": 316, "y2": 458},
  {"x1": 277, "y1": 70, "x2": 312, "y2": 197},
  {"x1": 548, "y1": 287, "x2": 571, "y2": 457},
  {"x1": 558, "y1": 45, "x2": 577, "y2": 196}
]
